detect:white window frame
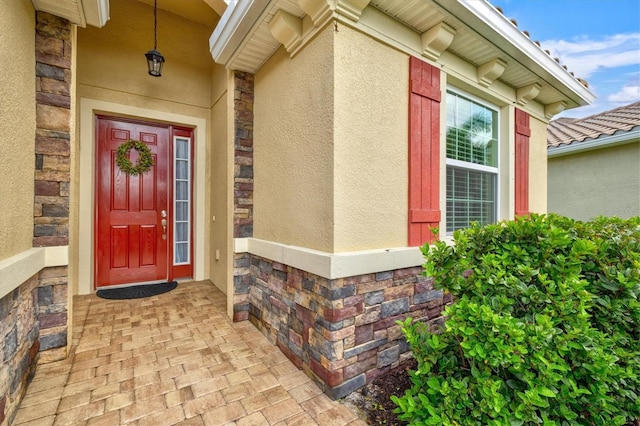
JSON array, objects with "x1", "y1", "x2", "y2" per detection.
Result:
[
  {"x1": 173, "y1": 136, "x2": 191, "y2": 266},
  {"x1": 445, "y1": 88, "x2": 501, "y2": 234}
]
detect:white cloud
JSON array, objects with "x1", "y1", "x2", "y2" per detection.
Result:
[
  {"x1": 608, "y1": 85, "x2": 640, "y2": 103},
  {"x1": 541, "y1": 33, "x2": 640, "y2": 79}
]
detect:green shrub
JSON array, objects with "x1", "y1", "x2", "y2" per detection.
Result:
[{"x1": 392, "y1": 214, "x2": 640, "y2": 425}]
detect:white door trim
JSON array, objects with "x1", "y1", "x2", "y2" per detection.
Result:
[{"x1": 78, "y1": 98, "x2": 207, "y2": 295}]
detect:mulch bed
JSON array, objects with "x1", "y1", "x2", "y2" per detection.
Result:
[{"x1": 342, "y1": 360, "x2": 416, "y2": 425}]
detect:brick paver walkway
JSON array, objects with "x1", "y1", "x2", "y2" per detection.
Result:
[{"x1": 13, "y1": 281, "x2": 366, "y2": 425}]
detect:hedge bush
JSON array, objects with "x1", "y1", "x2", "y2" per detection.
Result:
[{"x1": 392, "y1": 214, "x2": 639, "y2": 425}]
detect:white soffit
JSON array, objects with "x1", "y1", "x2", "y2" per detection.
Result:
[
  {"x1": 209, "y1": 0, "x2": 307, "y2": 72},
  {"x1": 210, "y1": 0, "x2": 594, "y2": 109},
  {"x1": 441, "y1": 0, "x2": 594, "y2": 108},
  {"x1": 32, "y1": 0, "x2": 110, "y2": 28}
]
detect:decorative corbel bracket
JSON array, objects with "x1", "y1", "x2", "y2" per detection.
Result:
[
  {"x1": 516, "y1": 82, "x2": 541, "y2": 106},
  {"x1": 545, "y1": 101, "x2": 566, "y2": 119},
  {"x1": 421, "y1": 21, "x2": 456, "y2": 62},
  {"x1": 297, "y1": 0, "x2": 332, "y2": 27},
  {"x1": 477, "y1": 58, "x2": 507, "y2": 88},
  {"x1": 269, "y1": 9, "x2": 303, "y2": 54},
  {"x1": 335, "y1": 0, "x2": 371, "y2": 22},
  {"x1": 297, "y1": 0, "x2": 370, "y2": 27}
]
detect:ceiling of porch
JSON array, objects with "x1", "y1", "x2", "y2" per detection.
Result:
[
  {"x1": 31, "y1": 0, "x2": 224, "y2": 28},
  {"x1": 135, "y1": 0, "x2": 224, "y2": 26}
]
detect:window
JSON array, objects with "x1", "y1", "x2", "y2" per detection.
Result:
[
  {"x1": 445, "y1": 90, "x2": 499, "y2": 233},
  {"x1": 174, "y1": 136, "x2": 191, "y2": 265}
]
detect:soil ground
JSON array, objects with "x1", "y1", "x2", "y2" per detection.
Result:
[{"x1": 342, "y1": 360, "x2": 416, "y2": 425}]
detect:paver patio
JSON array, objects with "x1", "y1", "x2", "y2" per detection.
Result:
[{"x1": 13, "y1": 281, "x2": 366, "y2": 425}]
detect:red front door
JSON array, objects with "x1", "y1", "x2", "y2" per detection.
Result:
[{"x1": 95, "y1": 117, "x2": 170, "y2": 288}]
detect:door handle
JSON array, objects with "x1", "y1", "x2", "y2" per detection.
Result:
[{"x1": 161, "y1": 210, "x2": 167, "y2": 240}]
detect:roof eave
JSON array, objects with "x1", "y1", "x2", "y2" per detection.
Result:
[
  {"x1": 547, "y1": 127, "x2": 640, "y2": 158},
  {"x1": 209, "y1": 0, "x2": 596, "y2": 110},
  {"x1": 209, "y1": 0, "x2": 270, "y2": 67},
  {"x1": 82, "y1": 0, "x2": 110, "y2": 28},
  {"x1": 31, "y1": 0, "x2": 109, "y2": 28},
  {"x1": 445, "y1": 0, "x2": 595, "y2": 108}
]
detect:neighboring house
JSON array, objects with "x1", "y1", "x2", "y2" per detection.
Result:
[
  {"x1": 1, "y1": 0, "x2": 593, "y2": 420},
  {"x1": 548, "y1": 102, "x2": 640, "y2": 220}
]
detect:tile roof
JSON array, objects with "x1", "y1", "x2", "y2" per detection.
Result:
[{"x1": 547, "y1": 101, "x2": 640, "y2": 148}]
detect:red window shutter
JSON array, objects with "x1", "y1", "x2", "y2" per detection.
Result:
[
  {"x1": 515, "y1": 108, "x2": 530, "y2": 217},
  {"x1": 408, "y1": 57, "x2": 441, "y2": 246}
]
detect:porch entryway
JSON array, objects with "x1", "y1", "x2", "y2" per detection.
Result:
[
  {"x1": 95, "y1": 116, "x2": 194, "y2": 289},
  {"x1": 77, "y1": 99, "x2": 209, "y2": 296},
  {"x1": 13, "y1": 281, "x2": 365, "y2": 425}
]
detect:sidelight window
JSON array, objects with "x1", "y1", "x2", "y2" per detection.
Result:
[{"x1": 174, "y1": 137, "x2": 191, "y2": 265}]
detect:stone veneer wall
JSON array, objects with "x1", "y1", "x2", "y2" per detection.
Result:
[
  {"x1": 247, "y1": 255, "x2": 452, "y2": 399},
  {"x1": 34, "y1": 12, "x2": 71, "y2": 360},
  {"x1": 0, "y1": 11, "x2": 72, "y2": 426},
  {"x1": 0, "y1": 11, "x2": 72, "y2": 425},
  {"x1": 232, "y1": 71, "x2": 254, "y2": 322},
  {"x1": 0, "y1": 276, "x2": 40, "y2": 425}
]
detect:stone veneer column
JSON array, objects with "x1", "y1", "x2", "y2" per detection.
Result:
[
  {"x1": 0, "y1": 277, "x2": 40, "y2": 426},
  {"x1": 232, "y1": 71, "x2": 254, "y2": 321},
  {"x1": 34, "y1": 11, "x2": 71, "y2": 360}
]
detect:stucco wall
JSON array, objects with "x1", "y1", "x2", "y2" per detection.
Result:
[
  {"x1": 254, "y1": 26, "x2": 411, "y2": 253},
  {"x1": 253, "y1": 23, "x2": 551, "y2": 254},
  {"x1": 548, "y1": 142, "x2": 640, "y2": 220},
  {"x1": 0, "y1": 0, "x2": 36, "y2": 260},
  {"x1": 529, "y1": 115, "x2": 548, "y2": 213},
  {"x1": 209, "y1": 66, "x2": 231, "y2": 296},
  {"x1": 77, "y1": 0, "x2": 213, "y2": 114},
  {"x1": 333, "y1": 27, "x2": 409, "y2": 252},
  {"x1": 254, "y1": 28, "x2": 335, "y2": 252}
]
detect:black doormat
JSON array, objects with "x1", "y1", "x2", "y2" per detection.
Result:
[{"x1": 96, "y1": 281, "x2": 178, "y2": 300}]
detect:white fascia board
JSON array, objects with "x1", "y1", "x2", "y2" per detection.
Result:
[
  {"x1": 209, "y1": 0, "x2": 271, "y2": 65},
  {"x1": 441, "y1": 0, "x2": 595, "y2": 107},
  {"x1": 82, "y1": 0, "x2": 110, "y2": 28},
  {"x1": 547, "y1": 128, "x2": 640, "y2": 158}
]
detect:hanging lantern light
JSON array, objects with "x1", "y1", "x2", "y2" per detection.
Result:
[{"x1": 145, "y1": 0, "x2": 165, "y2": 77}]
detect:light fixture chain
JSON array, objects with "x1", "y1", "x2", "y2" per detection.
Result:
[{"x1": 153, "y1": 0, "x2": 157, "y2": 50}]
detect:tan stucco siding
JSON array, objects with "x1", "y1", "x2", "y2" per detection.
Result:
[
  {"x1": 210, "y1": 67, "x2": 232, "y2": 296},
  {"x1": 529, "y1": 115, "x2": 548, "y2": 213},
  {"x1": 333, "y1": 27, "x2": 409, "y2": 252},
  {"x1": 0, "y1": 0, "x2": 36, "y2": 260},
  {"x1": 548, "y1": 142, "x2": 640, "y2": 220},
  {"x1": 77, "y1": 0, "x2": 213, "y2": 115},
  {"x1": 253, "y1": 28, "x2": 335, "y2": 252}
]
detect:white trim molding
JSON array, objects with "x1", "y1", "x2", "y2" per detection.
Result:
[
  {"x1": 31, "y1": 0, "x2": 109, "y2": 28},
  {"x1": 209, "y1": 0, "x2": 594, "y2": 115},
  {"x1": 446, "y1": 0, "x2": 593, "y2": 106},
  {"x1": 0, "y1": 246, "x2": 68, "y2": 300},
  {"x1": 209, "y1": 0, "x2": 271, "y2": 65},
  {"x1": 234, "y1": 238, "x2": 424, "y2": 279}
]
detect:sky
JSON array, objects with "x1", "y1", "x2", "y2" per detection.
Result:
[{"x1": 494, "y1": 0, "x2": 640, "y2": 118}]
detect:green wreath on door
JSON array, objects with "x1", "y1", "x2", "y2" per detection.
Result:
[{"x1": 116, "y1": 140, "x2": 154, "y2": 175}]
